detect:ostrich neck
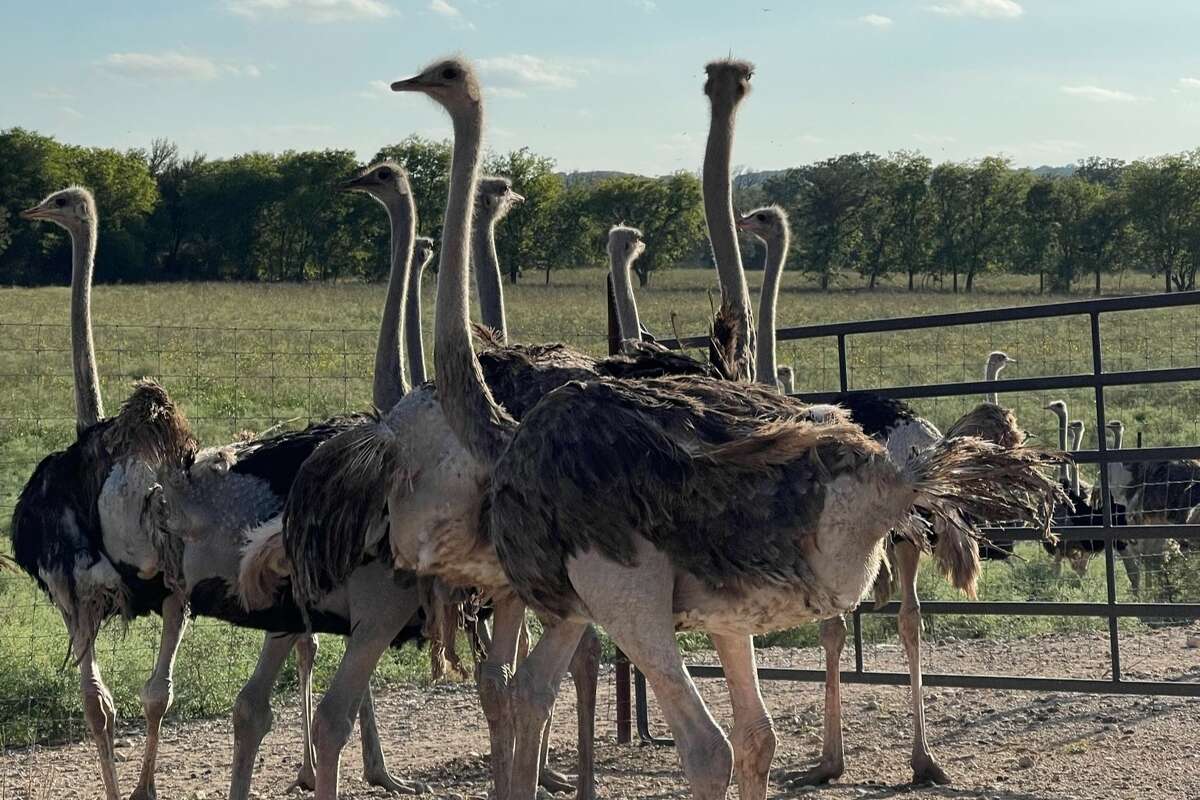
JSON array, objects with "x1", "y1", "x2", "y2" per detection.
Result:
[
  {"x1": 71, "y1": 220, "x2": 103, "y2": 430},
  {"x1": 984, "y1": 362, "x2": 1001, "y2": 404},
  {"x1": 472, "y1": 215, "x2": 507, "y2": 342},
  {"x1": 609, "y1": 251, "x2": 641, "y2": 342},
  {"x1": 373, "y1": 195, "x2": 414, "y2": 411},
  {"x1": 754, "y1": 229, "x2": 788, "y2": 386},
  {"x1": 1068, "y1": 427, "x2": 1082, "y2": 494},
  {"x1": 1054, "y1": 411, "x2": 1069, "y2": 483},
  {"x1": 703, "y1": 103, "x2": 755, "y2": 380},
  {"x1": 435, "y1": 108, "x2": 514, "y2": 464},
  {"x1": 405, "y1": 260, "x2": 427, "y2": 386}
]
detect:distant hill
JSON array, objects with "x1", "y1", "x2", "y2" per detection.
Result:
[
  {"x1": 1030, "y1": 164, "x2": 1076, "y2": 178},
  {"x1": 557, "y1": 170, "x2": 639, "y2": 188}
]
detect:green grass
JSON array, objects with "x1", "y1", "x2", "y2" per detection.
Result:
[{"x1": 0, "y1": 267, "x2": 1197, "y2": 746}]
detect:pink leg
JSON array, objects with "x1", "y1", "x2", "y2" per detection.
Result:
[
  {"x1": 289, "y1": 634, "x2": 319, "y2": 791},
  {"x1": 894, "y1": 543, "x2": 949, "y2": 785},
  {"x1": 131, "y1": 592, "x2": 189, "y2": 800},
  {"x1": 784, "y1": 615, "x2": 846, "y2": 786},
  {"x1": 477, "y1": 594, "x2": 525, "y2": 800},
  {"x1": 230, "y1": 633, "x2": 300, "y2": 800},
  {"x1": 711, "y1": 634, "x2": 776, "y2": 800},
  {"x1": 80, "y1": 643, "x2": 121, "y2": 800}
]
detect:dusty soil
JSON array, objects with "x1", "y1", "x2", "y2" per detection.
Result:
[{"x1": 3, "y1": 628, "x2": 1198, "y2": 800}]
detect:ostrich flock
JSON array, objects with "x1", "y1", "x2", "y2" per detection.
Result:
[{"x1": 6, "y1": 55, "x2": 1196, "y2": 800}]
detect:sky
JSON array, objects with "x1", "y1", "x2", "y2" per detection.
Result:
[{"x1": 3, "y1": 0, "x2": 1200, "y2": 176}]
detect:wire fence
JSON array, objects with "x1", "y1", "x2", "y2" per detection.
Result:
[{"x1": 1, "y1": 294, "x2": 1198, "y2": 755}]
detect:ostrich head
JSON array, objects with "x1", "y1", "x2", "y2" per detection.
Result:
[
  {"x1": 1106, "y1": 419, "x2": 1124, "y2": 439},
  {"x1": 340, "y1": 161, "x2": 409, "y2": 203},
  {"x1": 1067, "y1": 420, "x2": 1084, "y2": 449},
  {"x1": 476, "y1": 176, "x2": 524, "y2": 222},
  {"x1": 391, "y1": 57, "x2": 480, "y2": 111},
  {"x1": 1044, "y1": 399, "x2": 1068, "y2": 421},
  {"x1": 607, "y1": 225, "x2": 645, "y2": 264},
  {"x1": 736, "y1": 205, "x2": 789, "y2": 242},
  {"x1": 776, "y1": 365, "x2": 795, "y2": 394},
  {"x1": 986, "y1": 350, "x2": 1016, "y2": 375},
  {"x1": 20, "y1": 186, "x2": 96, "y2": 236},
  {"x1": 704, "y1": 58, "x2": 754, "y2": 109},
  {"x1": 414, "y1": 236, "x2": 435, "y2": 267}
]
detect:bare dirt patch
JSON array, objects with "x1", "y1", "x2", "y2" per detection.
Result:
[{"x1": 3, "y1": 628, "x2": 1197, "y2": 800}]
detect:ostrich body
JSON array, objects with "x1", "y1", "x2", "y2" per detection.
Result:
[
  {"x1": 739, "y1": 206, "x2": 1038, "y2": 786},
  {"x1": 387, "y1": 55, "x2": 1061, "y2": 800},
  {"x1": 1042, "y1": 401, "x2": 1110, "y2": 578}
]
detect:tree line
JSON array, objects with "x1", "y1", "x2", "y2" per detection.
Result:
[{"x1": 2, "y1": 127, "x2": 1199, "y2": 292}]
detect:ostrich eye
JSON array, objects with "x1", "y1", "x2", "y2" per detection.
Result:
[
  {"x1": 756, "y1": 213, "x2": 766, "y2": 222},
  {"x1": 625, "y1": 242, "x2": 631, "y2": 252},
  {"x1": 377, "y1": 168, "x2": 392, "y2": 180},
  {"x1": 441, "y1": 67, "x2": 459, "y2": 80},
  {"x1": 55, "y1": 197, "x2": 67, "y2": 207}
]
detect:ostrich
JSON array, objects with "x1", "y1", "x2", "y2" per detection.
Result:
[
  {"x1": 777, "y1": 365, "x2": 795, "y2": 395},
  {"x1": 11, "y1": 188, "x2": 197, "y2": 800},
  {"x1": 1041, "y1": 401, "x2": 1101, "y2": 578},
  {"x1": 740, "y1": 204, "x2": 1039, "y2": 785},
  {"x1": 387, "y1": 54, "x2": 1062, "y2": 800},
  {"x1": 735, "y1": 206, "x2": 788, "y2": 387},
  {"x1": 473, "y1": 175, "x2": 523, "y2": 340},
  {"x1": 983, "y1": 350, "x2": 1015, "y2": 404}
]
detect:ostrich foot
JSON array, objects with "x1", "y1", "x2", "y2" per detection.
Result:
[
  {"x1": 286, "y1": 764, "x2": 316, "y2": 793},
  {"x1": 911, "y1": 754, "x2": 951, "y2": 786},
  {"x1": 538, "y1": 766, "x2": 576, "y2": 794},
  {"x1": 363, "y1": 769, "x2": 430, "y2": 795},
  {"x1": 780, "y1": 758, "x2": 844, "y2": 787}
]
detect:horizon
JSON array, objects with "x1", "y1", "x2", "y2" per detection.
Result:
[{"x1": 4, "y1": 2, "x2": 1200, "y2": 175}]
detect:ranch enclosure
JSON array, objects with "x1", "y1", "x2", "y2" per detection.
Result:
[{"x1": 1, "y1": 268, "x2": 1198, "y2": 794}]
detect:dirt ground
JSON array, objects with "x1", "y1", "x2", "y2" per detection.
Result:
[{"x1": 3, "y1": 628, "x2": 1198, "y2": 800}]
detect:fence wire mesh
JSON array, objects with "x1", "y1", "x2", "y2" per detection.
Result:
[{"x1": 0, "y1": 295, "x2": 1198, "y2": 758}]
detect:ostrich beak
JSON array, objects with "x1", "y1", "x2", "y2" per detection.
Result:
[
  {"x1": 1006, "y1": 356, "x2": 1017, "y2": 364},
  {"x1": 735, "y1": 217, "x2": 750, "y2": 230},
  {"x1": 339, "y1": 175, "x2": 369, "y2": 192},
  {"x1": 391, "y1": 74, "x2": 428, "y2": 92},
  {"x1": 19, "y1": 204, "x2": 46, "y2": 221},
  {"x1": 509, "y1": 191, "x2": 525, "y2": 204}
]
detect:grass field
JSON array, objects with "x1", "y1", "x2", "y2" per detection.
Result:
[{"x1": 1, "y1": 267, "x2": 1198, "y2": 747}]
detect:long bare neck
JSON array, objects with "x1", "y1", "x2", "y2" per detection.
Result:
[
  {"x1": 71, "y1": 219, "x2": 103, "y2": 430},
  {"x1": 1068, "y1": 426, "x2": 1082, "y2": 494},
  {"x1": 405, "y1": 259, "x2": 427, "y2": 386},
  {"x1": 610, "y1": 251, "x2": 641, "y2": 342},
  {"x1": 984, "y1": 361, "x2": 1001, "y2": 404},
  {"x1": 754, "y1": 228, "x2": 788, "y2": 386},
  {"x1": 436, "y1": 109, "x2": 513, "y2": 464},
  {"x1": 1054, "y1": 410, "x2": 1069, "y2": 483},
  {"x1": 373, "y1": 195, "x2": 415, "y2": 410},
  {"x1": 703, "y1": 104, "x2": 755, "y2": 380},
  {"x1": 472, "y1": 213, "x2": 507, "y2": 342}
]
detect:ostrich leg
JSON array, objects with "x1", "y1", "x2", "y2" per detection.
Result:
[
  {"x1": 477, "y1": 595, "x2": 525, "y2": 800},
  {"x1": 80, "y1": 643, "x2": 121, "y2": 800},
  {"x1": 785, "y1": 615, "x2": 846, "y2": 786},
  {"x1": 359, "y1": 685, "x2": 417, "y2": 792},
  {"x1": 131, "y1": 592, "x2": 189, "y2": 800},
  {"x1": 290, "y1": 634, "x2": 319, "y2": 791},
  {"x1": 569, "y1": 626, "x2": 601, "y2": 800},
  {"x1": 562, "y1": 548, "x2": 734, "y2": 800},
  {"x1": 894, "y1": 542, "x2": 950, "y2": 785},
  {"x1": 230, "y1": 633, "x2": 300, "y2": 800},
  {"x1": 711, "y1": 634, "x2": 776, "y2": 800},
  {"x1": 312, "y1": 577, "x2": 427, "y2": 800}
]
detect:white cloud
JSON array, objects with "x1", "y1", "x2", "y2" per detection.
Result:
[
  {"x1": 477, "y1": 54, "x2": 581, "y2": 91},
  {"x1": 927, "y1": 0, "x2": 1023, "y2": 19},
  {"x1": 1179, "y1": 77, "x2": 1200, "y2": 89},
  {"x1": 59, "y1": 106, "x2": 84, "y2": 119},
  {"x1": 633, "y1": 0, "x2": 657, "y2": 10},
  {"x1": 428, "y1": 0, "x2": 474, "y2": 28},
  {"x1": 1060, "y1": 85, "x2": 1138, "y2": 103},
  {"x1": 225, "y1": 0, "x2": 393, "y2": 23},
  {"x1": 858, "y1": 13, "x2": 893, "y2": 27},
  {"x1": 486, "y1": 87, "x2": 527, "y2": 99},
  {"x1": 100, "y1": 51, "x2": 261, "y2": 81}
]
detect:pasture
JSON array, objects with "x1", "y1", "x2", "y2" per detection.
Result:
[{"x1": 1, "y1": 267, "x2": 1197, "y2": 755}]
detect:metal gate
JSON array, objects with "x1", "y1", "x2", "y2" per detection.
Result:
[{"x1": 618, "y1": 289, "x2": 1200, "y2": 745}]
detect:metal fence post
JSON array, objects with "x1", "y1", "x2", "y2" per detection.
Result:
[
  {"x1": 614, "y1": 648, "x2": 631, "y2": 744},
  {"x1": 1089, "y1": 311, "x2": 1122, "y2": 683}
]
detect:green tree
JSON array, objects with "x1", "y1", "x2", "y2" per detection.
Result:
[
  {"x1": 485, "y1": 147, "x2": 562, "y2": 284},
  {"x1": 1123, "y1": 152, "x2": 1200, "y2": 292},
  {"x1": 929, "y1": 162, "x2": 969, "y2": 291},
  {"x1": 1013, "y1": 176, "x2": 1059, "y2": 293}
]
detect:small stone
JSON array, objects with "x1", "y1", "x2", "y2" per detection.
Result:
[
  {"x1": 192, "y1": 792, "x2": 208, "y2": 800},
  {"x1": 1185, "y1": 635, "x2": 1200, "y2": 648},
  {"x1": 1017, "y1": 755, "x2": 1035, "y2": 769},
  {"x1": 113, "y1": 738, "x2": 132, "y2": 749},
  {"x1": 863, "y1": 700, "x2": 880, "y2": 711}
]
